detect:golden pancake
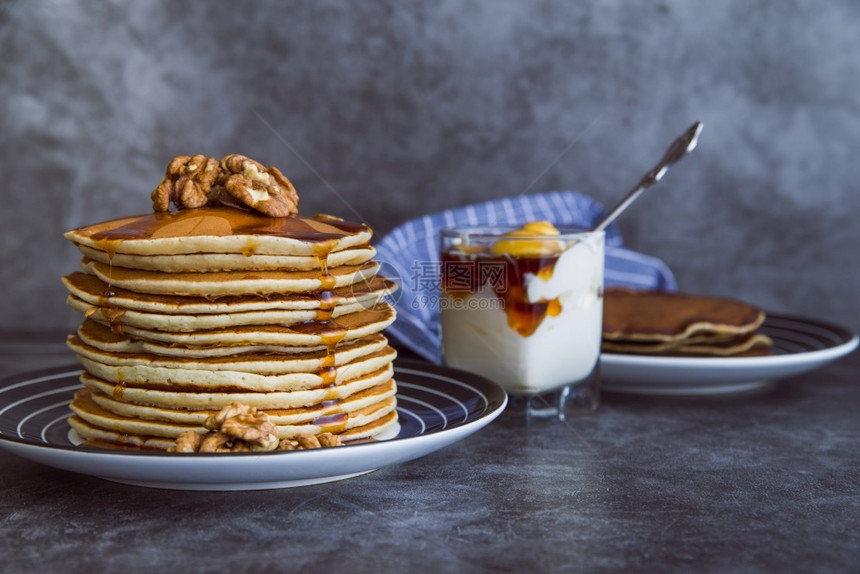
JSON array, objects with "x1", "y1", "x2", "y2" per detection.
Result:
[
  {"x1": 602, "y1": 287, "x2": 766, "y2": 342},
  {"x1": 62, "y1": 272, "x2": 395, "y2": 315},
  {"x1": 601, "y1": 332, "x2": 773, "y2": 356},
  {"x1": 65, "y1": 208, "x2": 373, "y2": 256},
  {"x1": 81, "y1": 258, "x2": 380, "y2": 296},
  {"x1": 67, "y1": 294, "x2": 370, "y2": 332},
  {"x1": 68, "y1": 416, "x2": 176, "y2": 450},
  {"x1": 601, "y1": 331, "x2": 738, "y2": 353},
  {"x1": 75, "y1": 243, "x2": 376, "y2": 272},
  {"x1": 110, "y1": 304, "x2": 396, "y2": 347},
  {"x1": 76, "y1": 319, "x2": 388, "y2": 358},
  {"x1": 73, "y1": 322, "x2": 388, "y2": 365}
]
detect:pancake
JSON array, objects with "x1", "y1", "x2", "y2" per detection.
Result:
[
  {"x1": 65, "y1": 208, "x2": 374, "y2": 256},
  {"x1": 601, "y1": 332, "x2": 773, "y2": 356},
  {"x1": 601, "y1": 287, "x2": 771, "y2": 358},
  {"x1": 70, "y1": 326, "x2": 388, "y2": 373},
  {"x1": 112, "y1": 304, "x2": 396, "y2": 347},
  {"x1": 67, "y1": 294, "x2": 371, "y2": 332},
  {"x1": 602, "y1": 287, "x2": 766, "y2": 342},
  {"x1": 75, "y1": 243, "x2": 376, "y2": 272},
  {"x1": 76, "y1": 319, "x2": 388, "y2": 358},
  {"x1": 62, "y1": 271, "x2": 395, "y2": 315},
  {"x1": 81, "y1": 258, "x2": 380, "y2": 296}
]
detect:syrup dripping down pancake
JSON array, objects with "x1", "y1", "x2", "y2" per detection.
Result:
[
  {"x1": 65, "y1": 208, "x2": 373, "y2": 256},
  {"x1": 81, "y1": 258, "x2": 380, "y2": 297},
  {"x1": 74, "y1": 243, "x2": 377, "y2": 272}
]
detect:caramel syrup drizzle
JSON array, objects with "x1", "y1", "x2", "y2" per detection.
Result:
[
  {"x1": 314, "y1": 240, "x2": 338, "y2": 322},
  {"x1": 113, "y1": 367, "x2": 125, "y2": 400},
  {"x1": 441, "y1": 250, "x2": 562, "y2": 337},
  {"x1": 86, "y1": 208, "x2": 368, "y2": 242},
  {"x1": 92, "y1": 238, "x2": 123, "y2": 333},
  {"x1": 309, "y1": 239, "x2": 349, "y2": 433}
]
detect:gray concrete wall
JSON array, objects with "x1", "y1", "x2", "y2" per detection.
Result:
[{"x1": 1, "y1": 0, "x2": 858, "y2": 333}]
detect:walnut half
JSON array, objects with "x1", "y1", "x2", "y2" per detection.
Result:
[
  {"x1": 151, "y1": 155, "x2": 221, "y2": 212},
  {"x1": 220, "y1": 154, "x2": 299, "y2": 217}
]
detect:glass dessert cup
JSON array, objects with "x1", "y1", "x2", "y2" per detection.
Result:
[{"x1": 439, "y1": 224, "x2": 605, "y2": 422}]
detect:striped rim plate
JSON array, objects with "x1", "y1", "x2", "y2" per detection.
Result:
[
  {"x1": 601, "y1": 313, "x2": 858, "y2": 395},
  {"x1": 0, "y1": 359, "x2": 507, "y2": 490}
]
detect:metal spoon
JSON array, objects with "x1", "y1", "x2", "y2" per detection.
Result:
[{"x1": 592, "y1": 121, "x2": 703, "y2": 232}]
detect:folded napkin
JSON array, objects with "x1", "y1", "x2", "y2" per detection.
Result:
[{"x1": 375, "y1": 190, "x2": 677, "y2": 363}]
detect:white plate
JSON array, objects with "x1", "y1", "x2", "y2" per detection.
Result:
[
  {"x1": 0, "y1": 359, "x2": 507, "y2": 490},
  {"x1": 600, "y1": 313, "x2": 858, "y2": 395}
]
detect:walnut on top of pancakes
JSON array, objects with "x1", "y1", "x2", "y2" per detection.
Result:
[{"x1": 151, "y1": 154, "x2": 300, "y2": 217}]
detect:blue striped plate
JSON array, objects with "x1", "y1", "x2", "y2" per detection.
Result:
[
  {"x1": 0, "y1": 359, "x2": 507, "y2": 490},
  {"x1": 601, "y1": 313, "x2": 858, "y2": 395}
]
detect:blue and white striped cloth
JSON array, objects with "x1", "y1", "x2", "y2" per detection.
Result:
[{"x1": 375, "y1": 190, "x2": 677, "y2": 363}]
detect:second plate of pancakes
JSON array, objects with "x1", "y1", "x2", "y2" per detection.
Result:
[{"x1": 601, "y1": 313, "x2": 858, "y2": 395}]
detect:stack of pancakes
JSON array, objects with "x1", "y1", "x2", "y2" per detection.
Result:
[
  {"x1": 602, "y1": 287, "x2": 772, "y2": 357},
  {"x1": 62, "y1": 207, "x2": 399, "y2": 450}
]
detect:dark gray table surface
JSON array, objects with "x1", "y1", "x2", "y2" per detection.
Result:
[{"x1": 1, "y1": 334, "x2": 858, "y2": 574}]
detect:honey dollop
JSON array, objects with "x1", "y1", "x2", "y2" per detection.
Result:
[{"x1": 490, "y1": 221, "x2": 563, "y2": 257}]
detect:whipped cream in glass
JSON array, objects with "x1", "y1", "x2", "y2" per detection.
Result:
[{"x1": 439, "y1": 222, "x2": 604, "y2": 418}]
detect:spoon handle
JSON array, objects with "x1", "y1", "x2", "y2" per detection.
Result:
[{"x1": 593, "y1": 121, "x2": 703, "y2": 232}]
